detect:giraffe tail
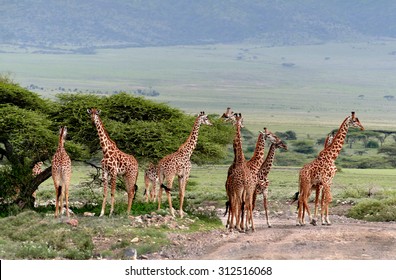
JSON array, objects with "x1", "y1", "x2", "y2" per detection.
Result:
[
  {"x1": 160, "y1": 184, "x2": 171, "y2": 192},
  {"x1": 224, "y1": 201, "x2": 230, "y2": 217},
  {"x1": 133, "y1": 184, "x2": 138, "y2": 200},
  {"x1": 290, "y1": 191, "x2": 299, "y2": 206},
  {"x1": 57, "y1": 186, "x2": 62, "y2": 199}
]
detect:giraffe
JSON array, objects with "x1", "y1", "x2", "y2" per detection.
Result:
[
  {"x1": 241, "y1": 127, "x2": 285, "y2": 229},
  {"x1": 293, "y1": 131, "x2": 336, "y2": 225},
  {"x1": 220, "y1": 107, "x2": 234, "y2": 120},
  {"x1": 225, "y1": 126, "x2": 285, "y2": 229},
  {"x1": 32, "y1": 161, "x2": 44, "y2": 204},
  {"x1": 87, "y1": 108, "x2": 139, "y2": 217},
  {"x1": 52, "y1": 126, "x2": 72, "y2": 218},
  {"x1": 312, "y1": 131, "x2": 336, "y2": 223},
  {"x1": 144, "y1": 162, "x2": 158, "y2": 202},
  {"x1": 32, "y1": 161, "x2": 44, "y2": 176},
  {"x1": 254, "y1": 136, "x2": 288, "y2": 228},
  {"x1": 157, "y1": 111, "x2": 212, "y2": 217},
  {"x1": 296, "y1": 112, "x2": 364, "y2": 226},
  {"x1": 225, "y1": 113, "x2": 255, "y2": 231}
]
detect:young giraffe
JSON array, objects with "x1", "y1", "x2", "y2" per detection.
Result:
[
  {"x1": 32, "y1": 161, "x2": 44, "y2": 203},
  {"x1": 254, "y1": 136, "x2": 288, "y2": 228},
  {"x1": 296, "y1": 112, "x2": 364, "y2": 226},
  {"x1": 243, "y1": 128, "x2": 285, "y2": 229},
  {"x1": 87, "y1": 108, "x2": 139, "y2": 217},
  {"x1": 313, "y1": 132, "x2": 336, "y2": 223},
  {"x1": 32, "y1": 161, "x2": 44, "y2": 176},
  {"x1": 226, "y1": 113, "x2": 255, "y2": 231},
  {"x1": 295, "y1": 131, "x2": 336, "y2": 225},
  {"x1": 144, "y1": 162, "x2": 158, "y2": 202},
  {"x1": 157, "y1": 111, "x2": 212, "y2": 217},
  {"x1": 52, "y1": 127, "x2": 72, "y2": 218}
]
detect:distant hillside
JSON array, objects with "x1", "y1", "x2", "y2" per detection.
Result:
[{"x1": 2, "y1": 0, "x2": 396, "y2": 50}]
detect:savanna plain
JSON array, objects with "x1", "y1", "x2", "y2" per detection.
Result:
[{"x1": 1, "y1": 41, "x2": 396, "y2": 260}]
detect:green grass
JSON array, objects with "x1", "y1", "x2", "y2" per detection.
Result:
[{"x1": 1, "y1": 165, "x2": 396, "y2": 259}]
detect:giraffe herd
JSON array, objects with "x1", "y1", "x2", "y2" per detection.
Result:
[{"x1": 35, "y1": 106, "x2": 364, "y2": 232}]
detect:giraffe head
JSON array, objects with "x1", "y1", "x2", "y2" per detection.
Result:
[
  {"x1": 87, "y1": 108, "x2": 101, "y2": 122},
  {"x1": 349, "y1": 111, "x2": 364, "y2": 130},
  {"x1": 59, "y1": 126, "x2": 68, "y2": 140},
  {"x1": 197, "y1": 111, "x2": 213, "y2": 126},
  {"x1": 261, "y1": 127, "x2": 288, "y2": 150},
  {"x1": 324, "y1": 131, "x2": 335, "y2": 148},
  {"x1": 229, "y1": 113, "x2": 244, "y2": 128},
  {"x1": 220, "y1": 107, "x2": 234, "y2": 120}
]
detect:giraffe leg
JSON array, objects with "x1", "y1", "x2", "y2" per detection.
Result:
[
  {"x1": 63, "y1": 172, "x2": 71, "y2": 218},
  {"x1": 178, "y1": 176, "x2": 186, "y2": 218},
  {"x1": 125, "y1": 175, "x2": 136, "y2": 216},
  {"x1": 228, "y1": 197, "x2": 235, "y2": 232},
  {"x1": 296, "y1": 194, "x2": 305, "y2": 226},
  {"x1": 263, "y1": 187, "x2": 271, "y2": 228},
  {"x1": 224, "y1": 201, "x2": 231, "y2": 228},
  {"x1": 321, "y1": 185, "x2": 332, "y2": 225},
  {"x1": 55, "y1": 186, "x2": 60, "y2": 218},
  {"x1": 313, "y1": 185, "x2": 318, "y2": 221},
  {"x1": 157, "y1": 186, "x2": 163, "y2": 210},
  {"x1": 64, "y1": 183, "x2": 70, "y2": 218},
  {"x1": 59, "y1": 185, "x2": 64, "y2": 217},
  {"x1": 109, "y1": 175, "x2": 117, "y2": 216},
  {"x1": 100, "y1": 170, "x2": 109, "y2": 217},
  {"x1": 163, "y1": 177, "x2": 175, "y2": 216},
  {"x1": 246, "y1": 195, "x2": 254, "y2": 232},
  {"x1": 144, "y1": 176, "x2": 150, "y2": 203},
  {"x1": 166, "y1": 188, "x2": 174, "y2": 217},
  {"x1": 239, "y1": 191, "x2": 246, "y2": 232}
]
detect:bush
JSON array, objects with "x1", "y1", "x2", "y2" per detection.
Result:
[
  {"x1": 292, "y1": 140, "x2": 316, "y2": 154},
  {"x1": 348, "y1": 198, "x2": 396, "y2": 222}
]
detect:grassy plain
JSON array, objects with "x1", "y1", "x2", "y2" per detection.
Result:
[
  {"x1": 2, "y1": 41, "x2": 396, "y2": 137},
  {"x1": 1, "y1": 41, "x2": 396, "y2": 259}
]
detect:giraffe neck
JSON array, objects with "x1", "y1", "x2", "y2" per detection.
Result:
[
  {"x1": 57, "y1": 127, "x2": 66, "y2": 151},
  {"x1": 247, "y1": 133, "x2": 266, "y2": 173},
  {"x1": 178, "y1": 117, "x2": 202, "y2": 158},
  {"x1": 93, "y1": 115, "x2": 117, "y2": 155},
  {"x1": 234, "y1": 123, "x2": 245, "y2": 164},
  {"x1": 319, "y1": 116, "x2": 351, "y2": 161},
  {"x1": 259, "y1": 143, "x2": 277, "y2": 178}
]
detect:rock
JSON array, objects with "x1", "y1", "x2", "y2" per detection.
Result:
[
  {"x1": 124, "y1": 247, "x2": 137, "y2": 260},
  {"x1": 67, "y1": 218, "x2": 78, "y2": 227},
  {"x1": 131, "y1": 237, "x2": 139, "y2": 243},
  {"x1": 83, "y1": 212, "x2": 95, "y2": 217}
]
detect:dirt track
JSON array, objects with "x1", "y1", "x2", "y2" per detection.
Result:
[{"x1": 146, "y1": 206, "x2": 396, "y2": 260}]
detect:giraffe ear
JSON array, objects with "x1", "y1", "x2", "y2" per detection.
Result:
[
  {"x1": 87, "y1": 109, "x2": 92, "y2": 114},
  {"x1": 97, "y1": 109, "x2": 101, "y2": 115}
]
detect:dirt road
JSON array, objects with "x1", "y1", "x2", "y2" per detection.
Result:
[{"x1": 146, "y1": 206, "x2": 396, "y2": 260}]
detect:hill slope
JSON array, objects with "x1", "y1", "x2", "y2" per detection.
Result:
[{"x1": 2, "y1": 0, "x2": 396, "y2": 48}]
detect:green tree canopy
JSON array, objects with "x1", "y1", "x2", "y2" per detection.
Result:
[{"x1": 0, "y1": 83, "x2": 234, "y2": 210}]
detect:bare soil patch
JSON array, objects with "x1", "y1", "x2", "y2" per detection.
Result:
[{"x1": 145, "y1": 205, "x2": 396, "y2": 260}]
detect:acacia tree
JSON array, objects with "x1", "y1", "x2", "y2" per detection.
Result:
[
  {"x1": 0, "y1": 83, "x2": 88, "y2": 209},
  {"x1": 0, "y1": 83, "x2": 234, "y2": 211},
  {"x1": 378, "y1": 143, "x2": 396, "y2": 167}
]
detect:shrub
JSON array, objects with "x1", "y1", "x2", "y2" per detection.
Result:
[{"x1": 348, "y1": 198, "x2": 396, "y2": 222}]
